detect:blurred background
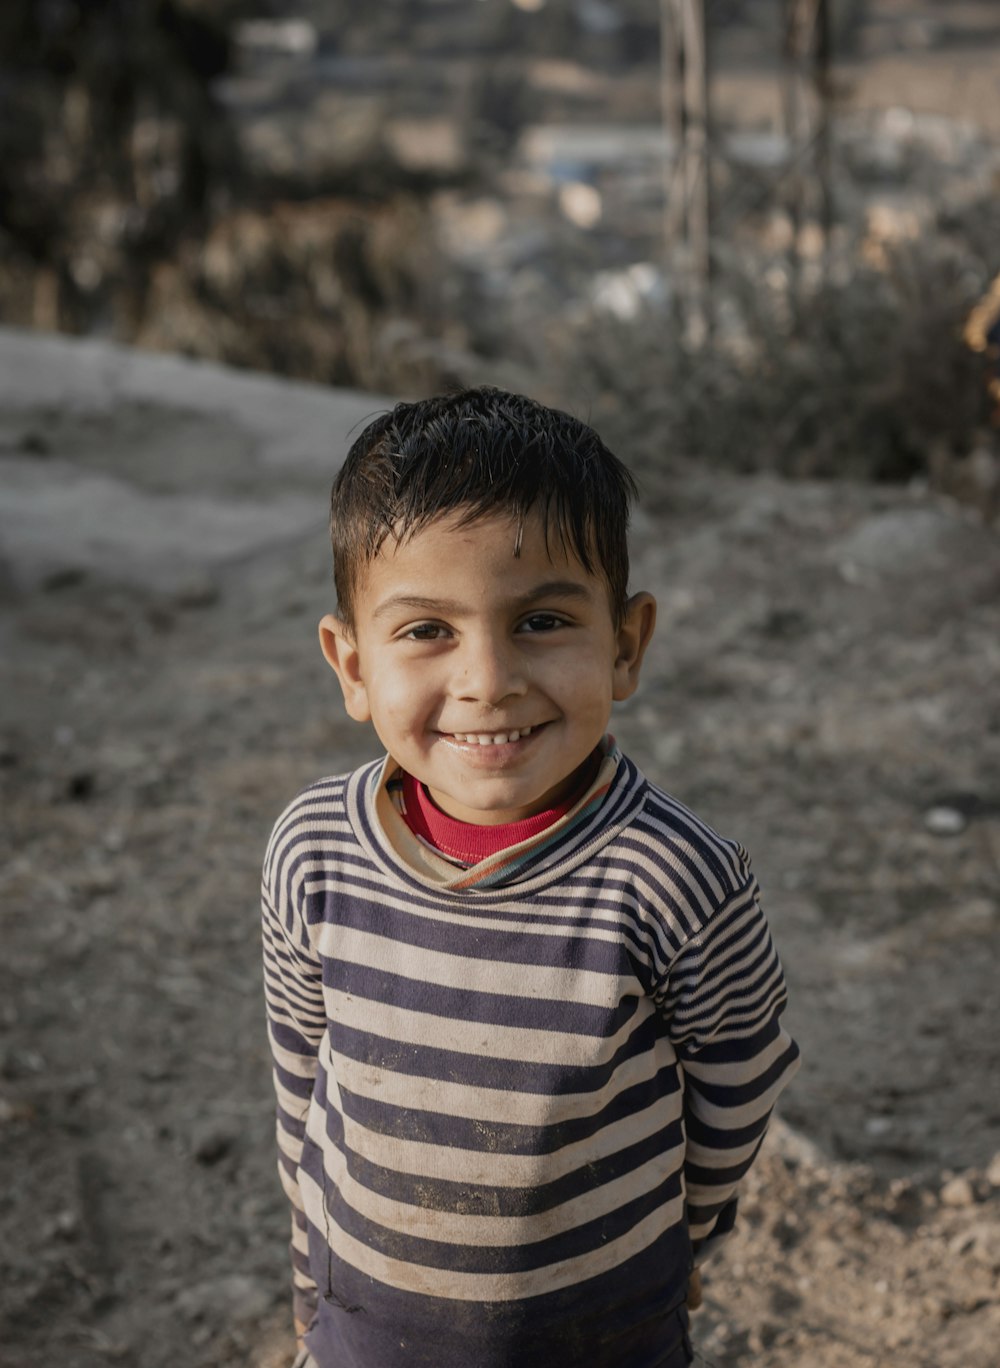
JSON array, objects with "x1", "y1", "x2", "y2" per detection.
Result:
[
  {"x1": 2, "y1": 5, "x2": 1000, "y2": 1367},
  {"x1": 2, "y1": 0, "x2": 999, "y2": 495}
]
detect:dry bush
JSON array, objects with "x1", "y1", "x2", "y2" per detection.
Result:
[
  {"x1": 543, "y1": 221, "x2": 997, "y2": 502},
  {"x1": 133, "y1": 196, "x2": 445, "y2": 390}
]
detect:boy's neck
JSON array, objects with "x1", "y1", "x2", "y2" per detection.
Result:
[{"x1": 400, "y1": 750, "x2": 603, "y2": 865}]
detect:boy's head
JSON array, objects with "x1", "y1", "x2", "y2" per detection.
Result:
[
  {"x1": 330, "y1": 387, "x2": 637, "y2": 631},
  {"x1": 320, "y1": 387, "x2": 656, "y2": 825}
]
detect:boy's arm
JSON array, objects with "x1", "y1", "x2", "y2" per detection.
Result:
[
  {"x1": 261, "y1": 834, "x2": 326, "y2": 1338},
  {"x1": 662, "y1": 874, "x2": 800, "y2": 1264}
]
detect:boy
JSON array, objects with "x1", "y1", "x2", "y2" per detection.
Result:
[{"x1": 262, "y1": 387, "x2": 799, "y2": 1368}]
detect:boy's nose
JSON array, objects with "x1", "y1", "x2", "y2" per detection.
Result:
[{"x1": 453, "y1": 635, "x2": 527, "y2": 705}]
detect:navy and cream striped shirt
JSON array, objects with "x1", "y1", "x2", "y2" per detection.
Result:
[{"x1": 262, "y1": 743, "x2": 799, "y2": 1368}]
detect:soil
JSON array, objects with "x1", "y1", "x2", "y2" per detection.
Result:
[{"x1": 1, "y1": 329, "x2": 998, "y2": 1368}]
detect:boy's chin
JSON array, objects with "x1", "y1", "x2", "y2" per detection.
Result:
[
  {"x1": 425, "y1": 771, "x2": 582, "y2": 827},
  {"x1": 429, "y1": 792, "x2": 546, "y2": 826}
]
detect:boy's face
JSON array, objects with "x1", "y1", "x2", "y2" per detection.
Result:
[{"x1": 319, "y1": 510, "x2": 656, "y2": 825}]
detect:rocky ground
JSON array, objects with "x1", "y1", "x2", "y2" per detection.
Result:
[{"x1": 1, "y1": 329, "x2": 998, "y2": 1367}]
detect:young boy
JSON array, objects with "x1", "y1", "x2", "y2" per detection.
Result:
[{"x1": 262, "y1": 387, "x2": 799, "y2": 1368}]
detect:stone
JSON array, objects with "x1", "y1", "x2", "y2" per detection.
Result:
[
  {"x1": 176, "y1": 1273, "x2": 274, "y2": 1324},
  {"x1": 192, "y1": 1123, "x2": 237, "y2": 1166},
  {"x1": 924, "y1": 806, "x2": 966, "y2": 837},
  {"x1": 865, "y1": 1115, "x2": 893, "y2": 1136},
  {"x1": 78, "y1": 867, "x2": 120, "y2": 897},
  {"x1": 939, "y1": 1176, "x2": 975, "y2": 1208},
  {"x1": 173, "y1": 577, "x2": 220, "y2": 610}
]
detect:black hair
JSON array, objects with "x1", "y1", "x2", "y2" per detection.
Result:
[{"x1": 330, "y1": 387, "x2": 638, "y2": 629}]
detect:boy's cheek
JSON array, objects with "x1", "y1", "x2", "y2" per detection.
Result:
[{"x1": 365, "y1": 689, "x2": 423, "y2": 741}]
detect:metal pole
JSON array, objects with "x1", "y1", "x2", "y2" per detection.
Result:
[
  {"x1": 659, "y1": 0, "x2": 709, "y2": 346},
  {"x1": 659, "y1": 0, "x2": 683, "y2": 253},
  {"x1": 681, "y1": 0, "x2": 709, "y2": 299},
  {"x1": 814, "y1": 0, "x2": 834, "y2": 245},
  {"x1": 783, "y1": 0, "x2": 836, "y2": 305}
]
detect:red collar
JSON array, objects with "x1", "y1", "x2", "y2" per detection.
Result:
[{"x1": 399, "y1": 753, "x2": 601, "y2": 864}]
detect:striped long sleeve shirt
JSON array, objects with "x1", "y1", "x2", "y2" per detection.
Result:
[{"x1": 262, "y1": 745, "x2": 800, "y2": 1368}]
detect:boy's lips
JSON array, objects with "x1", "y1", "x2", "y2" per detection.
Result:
[{"x1": 438, "y1": 722, "x2": 548, "y2": 747}]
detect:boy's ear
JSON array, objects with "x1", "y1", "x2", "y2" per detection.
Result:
[
  {"x1": 318, "y1": 614, "x2": 371, "y2": 723},
  {"x1": 612, "y1": 591, "x2": 657, "y2": 702}
]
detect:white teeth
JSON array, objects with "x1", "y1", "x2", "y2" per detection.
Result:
[{"x1": 451, "y1": 726, "x2": 534, "y2": 745}]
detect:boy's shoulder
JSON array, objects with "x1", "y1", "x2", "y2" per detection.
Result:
[
  {"x1": 263, "y1": 759, "x2": 380, "y2": 874},
  {"x1": 614, "y1": 750, "x2": 755, "y2": 899}
]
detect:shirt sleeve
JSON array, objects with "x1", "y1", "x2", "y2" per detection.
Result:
[
  {"x1": 261, "y1": 817, "x2": 327, "y2": 1328},
  {"x1": 660, "y1": 873, "x2": 800, "y2": 1263}
]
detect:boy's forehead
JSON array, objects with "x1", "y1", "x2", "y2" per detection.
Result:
[{"x1": 351, "y1": 508, "x2": 610, "y2": 613}]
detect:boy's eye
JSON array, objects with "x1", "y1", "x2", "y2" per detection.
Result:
[
  {"x1": 405, "y1": 622, "x2": 448, "y2": 640},
  {"x1": 518, "y1": 613, "x2": 565, "y2": 633}
]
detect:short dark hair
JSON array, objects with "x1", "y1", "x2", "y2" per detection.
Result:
[{"x1": 330, "y1": 387, "x2": 638, "y2": 629}]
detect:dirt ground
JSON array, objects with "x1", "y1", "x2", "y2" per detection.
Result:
[{"x1": 0, "y1": 329, "x2": 998, "y2": 1368}]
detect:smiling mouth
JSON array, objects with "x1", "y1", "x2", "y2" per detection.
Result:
[{"x1": 444, "y1": 724, "x2": 540, "y2": 746}]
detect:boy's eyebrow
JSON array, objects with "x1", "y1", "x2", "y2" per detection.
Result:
[{"x1": 371, "y1": 581, "x2": 593, "y2": 620}]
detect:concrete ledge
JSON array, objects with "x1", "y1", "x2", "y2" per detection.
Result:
[
  {"x1": 0, "y1": 329, "x2": 396, "y2": 592},
  {"x1": 0, "y1": 328, "x2": 394, "y2": 475}
]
